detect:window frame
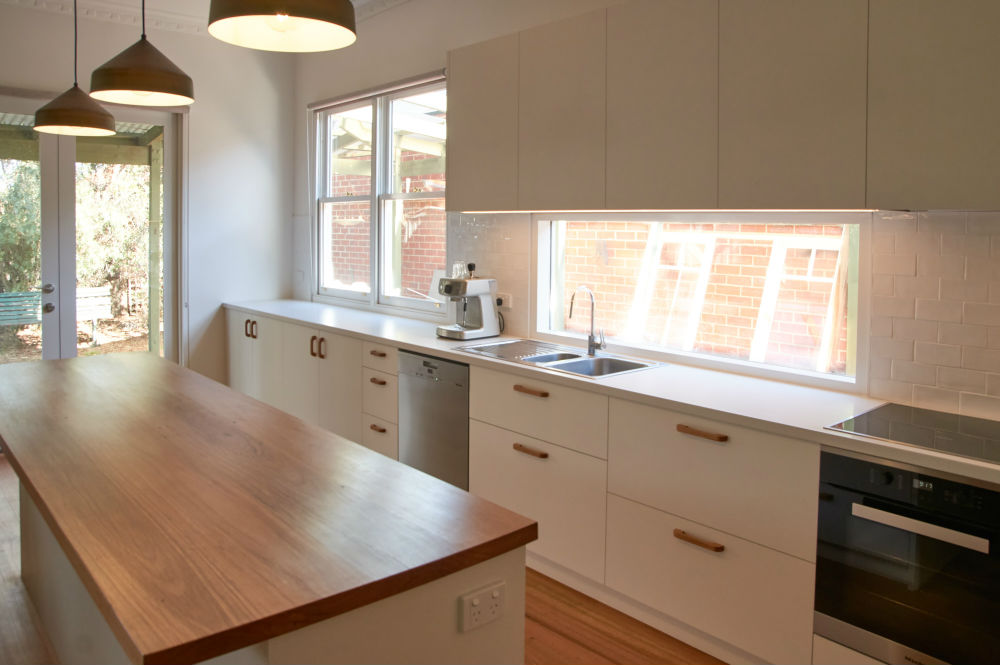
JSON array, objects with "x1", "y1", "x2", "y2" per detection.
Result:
[
  {"x1": 530, "y1": 210, "x2": 872, "y2": 393},
  {"x1": 310, "y1": 74, "x2": 448, "y2": 318}
]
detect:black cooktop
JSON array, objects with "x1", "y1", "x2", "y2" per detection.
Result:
[{"x1": 829, "y1": 403, "x2": 1000, "y2": 465}]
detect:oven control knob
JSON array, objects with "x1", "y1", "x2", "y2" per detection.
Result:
[{"x1": 881, "y1": 471, "x2": 895, "y2": 486}]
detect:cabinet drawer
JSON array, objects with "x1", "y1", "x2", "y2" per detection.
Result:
[
  {"x1": 362, "y1": 416, "x2": 398, "y2": 460},
  {"x1": 362, "y1": 368, "x2": 398, "y2": 423},
  {"x1": 469, "y1": 420, "x2": 606, "y2": 583},
  {"x1": 606, "y1": 495, "x2": 814, "y2": 665},
  {"x1": 609, "y1": 398, "x2": 819, "y2": 560},
  {"x1": 362, "y1": 342, "x2": 398, "y2": 375},
  {"x1": 469, "y1": 366, "x2": 608, "y2": 458}
]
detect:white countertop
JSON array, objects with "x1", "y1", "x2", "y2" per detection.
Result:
[{"x1": 224, "y1": 299, "x2": 1000, "y2": 488}]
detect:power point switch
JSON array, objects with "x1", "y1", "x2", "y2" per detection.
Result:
[{"x1": 459, "y1": 581, "x2": 506, "y2": 632}]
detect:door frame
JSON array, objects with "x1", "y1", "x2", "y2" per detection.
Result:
[{"x1": 1, "y1": 91, "x2": 185, "y2": 362}]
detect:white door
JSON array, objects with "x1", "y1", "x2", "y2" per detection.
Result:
[{"x1": 1, "y1": 95, "x2": 179, "y2": 364}]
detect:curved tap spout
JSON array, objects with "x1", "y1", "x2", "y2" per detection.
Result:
[{"x1": 569, "y1": 285, "x2": 605, "y2": 356}]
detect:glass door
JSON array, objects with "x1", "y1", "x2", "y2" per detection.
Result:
[
  {"x1": 0, "y1": 111, "x2": 49, "y2": 363},
  {"x1": 0, "y1": 97, "x2": 177, "y2": 365}
]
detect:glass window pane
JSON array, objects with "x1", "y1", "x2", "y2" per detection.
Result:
[
  {"x1": 320, "y1": 200, "x2": 371, "y2": 294},
  {"x1": 381, "y1": 198, "x2": 446, "y2": 302},
  {"x1": 0, "y1": 115, "x2": 42, "y2": 364},
  {"x1": 75, "y1": 123, "x2": 165, "y2": 357},
  {"x1": 327, "y1": 104, "x2": 373, "y2": 197},
  {"x1": 389, "y1": 88, "x2": 446, "y2": 194},
  {"x1": 547, "y1": 219, "x2": 857, "y2": 378}
]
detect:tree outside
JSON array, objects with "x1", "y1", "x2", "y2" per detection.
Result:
[{"x1": 0, "y1": 124, "x2": 162, "y2": 364}]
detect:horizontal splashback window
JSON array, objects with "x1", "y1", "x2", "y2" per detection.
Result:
[{"x1": 537, "y1": 212, "x2": 867, "y2": 383}]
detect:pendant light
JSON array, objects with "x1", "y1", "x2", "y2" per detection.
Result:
[
  {"x1": 208, "y1": 0, "x2": 357, "y2": 53},
  {"x1": 89, "y1": 0, "x2": 194, "y2": 106},
  {"x1": 34, "y1": 0, "x2": 116, "y2": 136}
]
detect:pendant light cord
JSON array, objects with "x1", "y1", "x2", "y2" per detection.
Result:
[
  {"x1": 141, "y1": 0, "x2": 146, "y2": 38},
  {"x1": 73, "y1": 0, "x2": 78, "y2": 85}
]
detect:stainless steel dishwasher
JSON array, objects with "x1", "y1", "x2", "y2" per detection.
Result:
[{"x1": 398, "y1": 350, "x2": 469, "y2": 490}]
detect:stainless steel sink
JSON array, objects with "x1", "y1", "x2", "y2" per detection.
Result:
[
  {"x1": 459, "y1": 339, "x2": 659, "y2": 378},
  {"x1": 522, "y1": 352, "x2": 582, "y2": 363},
  {"x1": 546, "y1": 356, "x2": 654, "y2": 377}
]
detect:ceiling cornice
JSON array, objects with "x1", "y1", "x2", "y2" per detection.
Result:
[{"x1": 1, "y1": 0, "x2": 414, "y2": 36}]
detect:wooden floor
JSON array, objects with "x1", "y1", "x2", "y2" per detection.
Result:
[{"x1": 0, "y1": 453, "x2": 719, "y2": 665}]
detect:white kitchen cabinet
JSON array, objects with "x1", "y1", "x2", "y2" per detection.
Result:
[
  {"x1": 469, "y1": 420, "x2": 606, "y2": 583},
  {"x1": 362, "y1": 341, "x2": 398, "y2": 375},
  {"x1": 362, "y1": 367, "x2": 398, "y2": 425},
  {"x1": 718, "y1": 0, "x2": 868, "y2": 209},
  {"x1": 517, "y1": 8, "x2": 606, "y2": 210},
  {"x1": 868, "y1": 0, "x2": 1000, "y2": 210},
  {"x1": 236, "y1": 318, "x2": 362, "y2": 443},
  {"x1": 445, "y1": 33, "x2": 518, "y2": 212},
  {"x1": 225, "y1": 309, "x2": 283, "y2": 406},
  {"x1": 813, "y1": 635, "x2": 885, "y2": 665},
  {"x1": 469, "y1": 366, "x2": 608, "y2": 459},
  {"x1": 605, "y1": 0, "x2": 718, "y2": 209},
  {"x1": 608, "y1": 398, "x2": 820, "y2": 561},
  {"x1": 317, "y1": 334, "x2": 364, "y2": 442},
  {"x1": 606, "y1": 494, "x2": 815, "y2": 665},
  {"x1": 361, "y1": 416, "x2": 398, "y2": 460}
]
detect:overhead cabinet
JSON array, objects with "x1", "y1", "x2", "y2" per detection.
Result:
[
  {"x1": 867, "y1": 0, "x2": 1000, "y2": 210},
  {"x1": 449, "y1": 0, "x2": 1000, "y2": 211},
  {"x1": 517, "y1": 9, "x2": 606, "y2": 211},
  {"x1": 718, "y1": 0, "x2": 868, "y2": 209},
  {"x1": 445, "y1": 34, "x2": 519, "y2": 212},
  {"x1": 605, "y1": 0, "x2": 718, "y2": 209}
]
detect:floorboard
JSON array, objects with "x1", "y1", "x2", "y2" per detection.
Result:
[{"x1": 0, "y1": 453, "x2": 720, "y2": 665}]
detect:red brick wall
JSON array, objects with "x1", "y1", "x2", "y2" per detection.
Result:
[{"x1": 557, "y1": 221, "x2": 850, "y2": 375}]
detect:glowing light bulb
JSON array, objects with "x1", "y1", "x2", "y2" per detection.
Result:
[{"x1": 268, "y1": 13, "x2": 293, "y2": 33}]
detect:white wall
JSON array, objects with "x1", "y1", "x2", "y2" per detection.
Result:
[{"x1": 0, "y1": 5, "x2": 295, "y2": 383}]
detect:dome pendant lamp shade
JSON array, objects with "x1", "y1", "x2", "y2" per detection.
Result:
[
  {"x1": 34, "y1": 0, "x2": 115, "y2": 136},
  {"x1": 90, "y1": 1, "x2": 194, "y2": 106},
  {"x1": 90, "y1": 36, "x2": 194, "y2": 106},
  {"x1": 208, "y1": 0, "x2": 357, "y2": 53},
  {"x1": 34, "y1": 84, "x2": 116, "y2": 136}
]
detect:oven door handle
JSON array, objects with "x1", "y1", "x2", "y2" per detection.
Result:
[{"x1": 851, "y1": 503, "x2": 990, "y2": 554}]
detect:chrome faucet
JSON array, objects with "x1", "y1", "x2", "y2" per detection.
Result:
[{"x1": 569, "y1": 285, "x2": 606, "y2": 356}]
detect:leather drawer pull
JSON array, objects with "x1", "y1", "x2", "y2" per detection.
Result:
[
  {"x1": 244, "y1": 319, "x2": 251, "y2": 337},
  {"x1": 369, "y1": 377, "x2": 387, "y2": 386},
  {"x1": 318, "y1": 338, "x2": 327, "y2": 359},
  {"x1": 369, "y1": 350, "x2": 387, "y2": 358},
  {"x1": 673, "y1": 528, "x2": 725, "y2": 553},
  {"x1": 513, "y1": 384, "x2": 549, "y2": 398},
  {"x1": 513, "y1": 443, "x2": 549, "y2": 459},
  {"x1": 369, "y1": 424, "x2": 387, "y2": 433},
  {"x1": 309, "y1": 335, "x2": 318, "y2": 357},
  {"x1": 676, "y1": 424, "x2": 728, "y2": 442}
]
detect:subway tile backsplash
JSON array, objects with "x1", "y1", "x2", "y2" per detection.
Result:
[{"x1": 869, "y1": 211, "x2": 1000, "y2": 418}]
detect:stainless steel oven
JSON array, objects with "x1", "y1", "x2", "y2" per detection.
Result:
[{"x1": 815, "y1": 450, "x2": 1000, "y2": 665}]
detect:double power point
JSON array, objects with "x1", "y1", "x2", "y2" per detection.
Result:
[{"x1": 459, "y1": 581, "x2": 506, "y2": 632}]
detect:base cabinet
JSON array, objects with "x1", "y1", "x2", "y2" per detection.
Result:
[
  {"x1": 606, "y1": 494, "x2": 814, "y2": 665},
  {"x1": 469, "y1": 420, "x2": 606, "y2": 583},
  {"x1": 225, "y1": 310, "x2": 283, "y2": 406}
]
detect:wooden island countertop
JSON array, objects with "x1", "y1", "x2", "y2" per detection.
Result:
[{"x1": 0, "y1": 354, "x2": 537, "y2": 664}]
